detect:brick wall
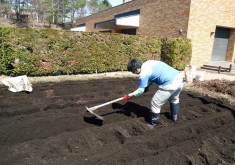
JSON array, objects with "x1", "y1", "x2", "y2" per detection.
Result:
[
  {"x1": 227, "y1": 29, "x2": 235, "y2": 62},
  {"x1": 187, "y1": 0, "x2": 235, "y2": 66},
  {"x1": 76, "y1": 0, "x2": 191, "y2": 37},
  {"x1": 137, "y1": 0, "x2": 190, "y2": 38},
  {"x1": 75, "y1": 0, "x2": 235, "y2": 67}
]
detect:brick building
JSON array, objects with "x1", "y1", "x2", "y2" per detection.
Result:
[{"x1": 73, "y1": 0, "x2": 235, "y2": 67}]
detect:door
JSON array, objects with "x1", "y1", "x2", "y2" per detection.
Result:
[{"x1": 211, "y1": 27, "x2": 230, "y2": 61}]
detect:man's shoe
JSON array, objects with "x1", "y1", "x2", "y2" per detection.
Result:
[
  {"x1": 173, "y1": 114, "x2": 177, "y2": 121},
  {"x1": 170, "y1": 103, "x2": 179, "y2": 121},
  {"x1": 146, "y1": 112, "x2": 160, "y2": 129},
  {"x1": 146, "y1": 123, "x2": 156, "y2": 129}
]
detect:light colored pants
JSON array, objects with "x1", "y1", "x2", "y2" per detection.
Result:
[{"x1": 151, "y1": 74, "x2": 184, "y2": 113}]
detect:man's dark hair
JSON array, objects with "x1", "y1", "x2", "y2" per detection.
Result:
[{"x1": 127, "y1": 59, "x2": 142, "y2": 73}]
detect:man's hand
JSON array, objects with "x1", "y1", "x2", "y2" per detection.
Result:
[{"x1": 122, "y1": 95, "x2": 130, "y2": 101}]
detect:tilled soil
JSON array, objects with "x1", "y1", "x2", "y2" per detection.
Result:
[
  {"x1": 0, "y1": 78, "x2": 234, "y2": 165},
  {"x1": 193, "y1": 80, "x2": 235, "y2": 97}
]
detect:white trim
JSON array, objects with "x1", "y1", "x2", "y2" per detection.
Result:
[
  {"x1": 116, "y1": 15, "x2": 139, "y2": 27},
  {"x1": 71, "y1": 26, "x2": 86, "y2": 32}
]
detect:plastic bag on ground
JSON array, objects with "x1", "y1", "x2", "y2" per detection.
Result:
[{"x1": 1, "y1": 75, "x2": 33, "y2": 92}]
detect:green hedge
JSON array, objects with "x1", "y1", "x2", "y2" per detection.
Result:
[
  {"x1": 160, "y1": 37, "x2": 192, "y2": 70},
  {"x1": 0, "y1": 27, "x2": 191, "y2": 76}
]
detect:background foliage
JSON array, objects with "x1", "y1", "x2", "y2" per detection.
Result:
[
  {"x1": 0, "y1": 27, "x2": 191, "y2": 76},
  {"x1": 0, "y1": 0, "x2": 112, "y2": 27}
]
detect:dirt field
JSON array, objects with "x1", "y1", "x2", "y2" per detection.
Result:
[{"x1": 0, "y1": 77, "x2": 234, "y2": 165}]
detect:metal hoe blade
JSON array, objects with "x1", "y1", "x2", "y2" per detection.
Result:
[
  {"x1": 86, "y1": 106, "x2": 104, "y2": 120},
  {"x1": 85, "y1": 97, "x2": 123, "y2": 120}
]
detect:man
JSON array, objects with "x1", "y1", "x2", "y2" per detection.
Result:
[{"x1": 122, "y1": 59, "x2": 184, "y2": 128}]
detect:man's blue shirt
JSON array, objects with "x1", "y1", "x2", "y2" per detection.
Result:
[{"x1": 138, "y1": 60, "x2": 180, "y2": 88}]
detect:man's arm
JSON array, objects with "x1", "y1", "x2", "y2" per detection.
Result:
[
  {"x1": 123, "y1": 72, "x2": 150, "y2": 100},
  {"x1": 122, "y1": 88, "x2": 145, "y2": 100}
]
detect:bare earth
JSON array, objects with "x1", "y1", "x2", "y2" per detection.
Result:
[{"x1": 0, "y1": 71, "x2": 234, "y2": 165}]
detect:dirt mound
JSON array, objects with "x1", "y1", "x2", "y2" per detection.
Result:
[
  {"x1": 0, "y1": 78, "x2": 234, "y2": 165},
  {"x1": 193, "y1": 80, "x2": 235, "y2": 97}
]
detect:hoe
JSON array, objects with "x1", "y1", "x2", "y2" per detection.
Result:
[{"x1": 86, "y1": 97, "x2": 123, "y2": 120}]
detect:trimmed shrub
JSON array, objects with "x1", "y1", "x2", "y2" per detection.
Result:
[
  {"x1": 160, "y1": 37, "x2": 192, "y2": 70},
  {"x1": 0, "y1": 27, "x2": 191, "y2": 76}
]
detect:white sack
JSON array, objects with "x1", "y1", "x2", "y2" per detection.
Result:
[
  {"x1": 184, "y1": 66, "x2": 195, "y2": 83},
  {"x1": 184, "y1": 65, "x2": 205, "y2": 82},
  {"x1": 194, "y1": 71, "x2": 205, "y2": 81},
  {"x1": 1, "y1": 75, "x2": 33, "y2": 92}
]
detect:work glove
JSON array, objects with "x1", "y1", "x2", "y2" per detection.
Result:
[{"x1": 122, "y1": 95, "x2": 130, "y2": 101}]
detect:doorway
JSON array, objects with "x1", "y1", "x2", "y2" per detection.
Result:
[{"x1": 211, "y1": 27, "x2": 230, "y2": 61}]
